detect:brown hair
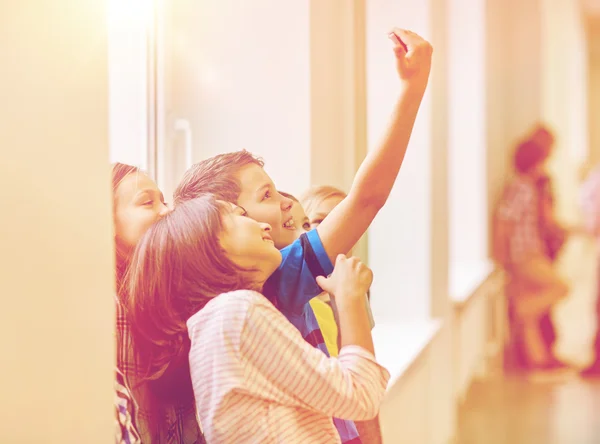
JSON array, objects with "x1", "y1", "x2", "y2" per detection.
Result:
[
  {"x1": 530, "y1": 123, "x2": 555, "y2": 148},
  {"x1": 126, "y1": 195, "x2": 256, "y2": 402},
  {"x1": 279, "y1": 191, "x2": 298, "y2": 202},
  {"x1": 513, "y1": 140, "x2": 551, "y2": 174},
  {"x1": 174, "y1": 150, "x2": 264, "y2": 205},
  {"x1": 111, "y1": 162, "x2": 140, "y2": 296},
  {"x1": 300, "y1": 185, "x2": 347, "y2": 222}
]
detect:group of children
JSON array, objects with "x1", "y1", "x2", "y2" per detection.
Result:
[{"x1": 114, "y1": 28, "x2": 433, "y2": 443}]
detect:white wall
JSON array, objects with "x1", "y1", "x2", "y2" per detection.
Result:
[
  {"x1": 366, "y1": 0, "x2": 433, "y2": 322},
  {"x1": 162, "y1": 0, "x2": 311, "y2": 199},
  {"x1": 541, "y1": 0, "x2": 588, "y2": 225},
  {"x1": 0, "y1": 1, "x2": 114, "y2": 442},
  {"x1": 379, "y1": 324, "x2": 455, "y2": 444},
  {"x1": 485, "y1": 0, "x2": 544, "y2": 232}
]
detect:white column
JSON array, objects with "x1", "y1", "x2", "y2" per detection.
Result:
[{"x1": 0, "y1": 1, "x2": 114, "y2": 441}]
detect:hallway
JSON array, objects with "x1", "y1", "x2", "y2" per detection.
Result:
[{"x1": 457, "y1": 234, "x2": 600, "y2": 444}]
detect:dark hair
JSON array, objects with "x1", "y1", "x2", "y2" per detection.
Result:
[
  {"x1": 513, "y1": 140, "x2": 550, "y2": 174},
  {"x1": 530, "y1": 124, "x2": 555, "y2": 148},
  {"x1": 174, "y1": 150, "x2": 264, "y2": 205},
  {"x1": 111, "y1": 162, "x2": 140, "y2": 296},
  {"x1": 126, "y1": 195, "x2": 256, "y2": 405}
]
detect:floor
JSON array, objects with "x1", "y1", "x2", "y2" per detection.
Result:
[
  {"x1": 456, "y1": 376, "x2": 600, "y2": 444},
  {"x1": 457, "y1": 234, "x2": 600, "y2": 444}
]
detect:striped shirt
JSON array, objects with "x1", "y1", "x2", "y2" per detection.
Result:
[
  {"x1": 187, "y1": 290, "x2": 390, "y2": 444},
  {"x1": 496, "y1": 175, "x2": 544, "y2": 265}
]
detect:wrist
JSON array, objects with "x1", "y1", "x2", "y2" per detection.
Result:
[
  {"x1": 398, "y1": 81, "x2": 427, "y2": 98},
  {"x1": 336, "y1": 293, "x2": 367, "y2": 311}
]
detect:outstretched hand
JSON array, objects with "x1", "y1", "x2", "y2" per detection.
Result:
[{"x1": 388, "y1": 28, "x2": 433, "y2": 92}]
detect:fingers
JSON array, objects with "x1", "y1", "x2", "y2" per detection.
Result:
[
  {"x1": 389, "y1": 28, "x2": 420, "y2": 49},
  {"x1": 334, "y1": 254, "x2": 367, "y2": 273},
  {"x1": 316, "y1": 275, "x2": 331, "y2": 292},
  {"x1": 388, "y1": 32, "x2": 407, "y2": 54},
  {"x1": 389, "y1": 28, "x2": 433, "y2": 54},
  {"x1": 388, "y1": 32, "x2": 408, "y2": 72}
]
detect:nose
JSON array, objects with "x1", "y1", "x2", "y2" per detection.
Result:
[
  {"x1": 280, "y1": 194, "x2": 293, "y2": 212},
  {"x1": 158, "y1": 202, "x2": 170, "y2": 218},
  {"x1": 260, "y1": 222, "x2": 272, "y2": 232}
]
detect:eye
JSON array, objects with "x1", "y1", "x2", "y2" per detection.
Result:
[
  {"x1": 261, "y1": 190, "x2": 271, "y2": 201},
  {"x1": 142, "y1": 201, "x2": 153, "y2": 206},
  {"x1": 302, "y1": 222, "x2": 311, "y2": 231}
]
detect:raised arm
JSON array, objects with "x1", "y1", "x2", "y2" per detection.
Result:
[
  {"x1": 240, "y1": 292, "x2": 389, "y2": 421},
  {"x1": 317, "y1": 29, "x2": 433, "y2": 263}
]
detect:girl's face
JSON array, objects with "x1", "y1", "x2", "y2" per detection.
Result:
[
  {"x1": 114, "y1": 172, "x2": 169, "y2": 252},
  {"x1": 288, "y1": 200, "x2": 311, "y2": 240},
  {"x1": 219, "y1": 203, "x2": 282, "y2": 283},
  {"x1": 308, "y1": 195, "x2": 345, "y2": 229}
]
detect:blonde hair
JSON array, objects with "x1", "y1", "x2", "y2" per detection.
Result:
[{"x1": 300, "y1": 185, "x2": 347, "y2": 221}]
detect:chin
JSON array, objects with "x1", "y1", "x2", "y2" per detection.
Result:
[
  {"x1": 275, "y1": 231, "x2": 297, "y2": 250},
  {"x1": 267, "y1": 249, "x2": 283, "y2": 273}
]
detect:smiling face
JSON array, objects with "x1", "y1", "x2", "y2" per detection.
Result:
[
  {"x1": 308, "y1": 195, "x2": 345, "y2": 229},
  {"x1": 235, "y1": 164, "x2": 295, "y2": 249},
  {"x1": 219, "y1": 202, "x2": 282, "y2": 282},
  {"x1": 289, "y1": 200, "x2": 311, "y2": 237},
  {"x1": 113, "y1": 171, "x2": 170, "y2": 252}
]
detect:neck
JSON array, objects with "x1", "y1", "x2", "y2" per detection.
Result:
[{"x1": 250, "y1": 273, "x2": 267, "y2": 293}]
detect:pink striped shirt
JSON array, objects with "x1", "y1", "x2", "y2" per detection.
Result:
[{"x1": 187, "y1": 290, "x2": 390, "y2": 444}]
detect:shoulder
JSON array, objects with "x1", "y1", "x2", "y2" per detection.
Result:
[
  {"x1": 186, "y1": 290, "x2": 267, "y2": 329},
  {"x1": 186, "y1": 290, "x2": 277, "y2": 353},
  {"x1": 278, "y1": 229, "x2": 332, "y2": 276}
]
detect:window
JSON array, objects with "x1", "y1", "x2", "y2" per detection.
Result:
[
  {"x1": 154, "y1": 0, "x2": 312, "y2": 201},
  {"x1": 365, "y1": 0, "x2": 433, "y2": 321},
  {"x1": 447, "y1": 0, "x2": 490, "y2": 301},
  {"x1": 107, "y1": 0, "x2": 153, "y2": 171}
]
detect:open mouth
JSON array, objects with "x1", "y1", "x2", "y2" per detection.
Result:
[{"x1": 283, "y1": 217, "x2": 296, "y2": 230}]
